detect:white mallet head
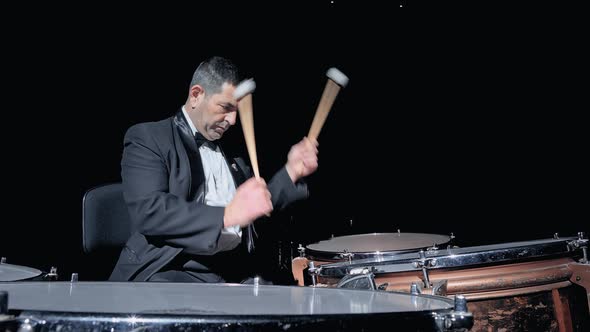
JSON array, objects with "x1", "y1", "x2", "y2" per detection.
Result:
[
  {"x1": 233, "y1": 78, "x2": 256, "y2": 100},
  {"x1": 326, "y1": 67, "x2": 349, "y2": 88}
]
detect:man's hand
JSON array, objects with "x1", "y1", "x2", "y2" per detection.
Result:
[
  {"x1": 285, "y1": 137, "x2": 319, "y2": 183},
  {"x1": 224, "y1": 177, "x2": 273, "y2": 228}
]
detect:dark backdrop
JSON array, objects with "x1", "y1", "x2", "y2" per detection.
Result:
[{"x1": 1, "y1": 6, "x2": 586, "y2": 281}]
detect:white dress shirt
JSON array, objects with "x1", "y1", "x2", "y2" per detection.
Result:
[{"x1": 182, "y1": 106, "x2": 241, "y2": 253}]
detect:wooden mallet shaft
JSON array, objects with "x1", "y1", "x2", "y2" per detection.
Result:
[
  {"x1": 308, "y1": 68, "x2": 349, "y2": 141},
  {"x1": 234, "y1": 79, "x2": 260, "y2": 179}
]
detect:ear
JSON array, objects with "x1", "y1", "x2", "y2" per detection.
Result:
[{"x1": 189, "y1": 85, "x2": 205, "y2": 108}]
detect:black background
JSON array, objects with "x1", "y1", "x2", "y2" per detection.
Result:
[{"x1": 1, "y1": 5, "x2": 586, "y2": 281}]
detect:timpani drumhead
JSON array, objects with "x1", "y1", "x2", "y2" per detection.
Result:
[
  {"x1": 306, "y1": 233, "x2": 451, "y2": 260},
  {"x1": 0, "y1": 281, "x2": 454, "y2": 314},
  {"x1": 0, "y1": 281, "x2": 468, "y2": 331},
  {"x1": 0, "y1": 263, "x2": 42, "y2": 281}
]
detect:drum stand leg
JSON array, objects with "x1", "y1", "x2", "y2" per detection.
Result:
[
  {"x1": 568, "y1": 262, "x2": 590, "y2": 311},
  {"x1": 552, "y1": 288, "x2": 574, "y2": 332}
]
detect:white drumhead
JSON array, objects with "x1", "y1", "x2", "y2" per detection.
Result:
[
  {"x1": 0, "y1": 263, "x2": 42, "y2": 281},
  {"x1": 0, "y1": 281, "x2": 453, "y2": 315},
  {"x1": 307, "y1": 233, "x2": 451, "y2": 253}
]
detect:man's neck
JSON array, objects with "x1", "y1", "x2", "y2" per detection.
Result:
[{"x1": 181, "y1": 105, "x2": 198, "y2": 136}]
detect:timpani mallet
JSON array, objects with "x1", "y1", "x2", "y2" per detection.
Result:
[
  {"x1": 233, "y1": 78, "x2": 260, "y2": 179},
  {"x1": 307, "y1": 67, "x2": 349, "y2": 141}
]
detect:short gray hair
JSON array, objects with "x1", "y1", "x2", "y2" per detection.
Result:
[{"x1": 190, "y1": 56, "x2": 240, "y2": 97}]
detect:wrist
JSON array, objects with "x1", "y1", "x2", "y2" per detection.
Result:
[
  {"x1": 223, "y1": 207, "x2": 232, "y2": 227},
  {"x1": 285, "y1": 164, "x2": 298, "y2": 183}
]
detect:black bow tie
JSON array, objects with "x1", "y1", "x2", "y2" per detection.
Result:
[{"x1": 194, "y1": 132, "x2": 217, "y2": 149}]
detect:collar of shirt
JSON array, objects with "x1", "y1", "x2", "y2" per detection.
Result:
[{"x1": 182, "y1": 106, "x2": 218, "y2": 150}]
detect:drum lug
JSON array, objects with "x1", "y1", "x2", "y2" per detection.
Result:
[
  {"x1": 338, "y1": 250, "x2": 354, "y2": 262},
  {"x1": 567, "y1": 232, "x2": 589, "y2": 264},
  {"x1": 15, "y1": 317, "x2": 43, "y2": 332},
  {"x1": 446, "y1": 232, "x2": 457, "y2": 249},
  {"x1": 433, "y1": 295, "x2": 474, "y2": 332},
  {"x1": 427, "y1": 243, "x2": 439, "y2": 251},
  {"x1": 307, "y1": 261, "x2": 319, "y2": 286},
  {"x1": 413, "y1": 250, "x2": 437, "y2": 289},
  {"x1": 297, "y1": 244, "x2": 305, "y2": 257},
  {"x1": 43, "y1": 266, "x2": 59, "y2": 281}
]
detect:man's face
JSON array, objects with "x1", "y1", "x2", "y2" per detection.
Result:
[{"x1": 197, "y1": 82, "x2": 238, "y2": 141}]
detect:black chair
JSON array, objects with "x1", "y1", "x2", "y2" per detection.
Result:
[{"x1": 82, "y1": 183, "x2": 132, "y2": 280}]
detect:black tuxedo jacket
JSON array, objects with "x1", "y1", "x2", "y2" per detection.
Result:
[{"x1": 109, "y1": 110, "x2": 308, "y2": 281}]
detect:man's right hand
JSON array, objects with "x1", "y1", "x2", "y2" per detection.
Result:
[{"x1": 223, "y1": 177, "x2": 273, "y2": 228}]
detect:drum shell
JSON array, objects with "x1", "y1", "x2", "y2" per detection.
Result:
[{"x1": 320, "y1": 257, "x2": 589, "y2": 331}]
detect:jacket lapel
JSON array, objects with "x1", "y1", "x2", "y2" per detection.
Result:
[
  {"x1": 223, "y1": 154, "x2": 257, "y2": 253},
  {"x1": 173, "y1": 110, "x2": 206, "y2": 202}
]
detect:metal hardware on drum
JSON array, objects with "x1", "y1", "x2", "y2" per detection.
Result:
[
  {"x1": 414, "y1": 249, "x2": 436, "y2": 289},
  {"x1": 570, "y1": 232, "x2": 588, "y2": 264},
  {"x1": 408, "y1": 280, "x2": 448, "y2": 297},
  {"x1": 297, "y1": 243, "x2": 305, "y2": 257},
  {"x1": 307, "y1": 261, "x2": 319, "y2": 286},
  {"x1": 454, "y1": 294, "x2": 467, "y2": 313},
  {"x1": 339, "y1": 249, "x2": 354, "y2": 262},
  {"x1": 42, "y1": 267, "x2": 58, "y2": 281},
  {"x1": 433, "y1": 295, "x2": 473, "y2": 332}
]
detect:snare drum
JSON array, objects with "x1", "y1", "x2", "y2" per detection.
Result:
[
  {"x1": 0, "y1": 281, "x2": 473, "y2": 331},
  {"x1": 316, "y1": 236, "x2": 590, "y2": 331},
  {"x1": 292, "y1": 232, "x2": 452, "y2": 286}
]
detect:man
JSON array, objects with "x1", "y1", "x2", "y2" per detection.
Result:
[{"x1": 109, "y1": 56, "x2": 318, "y2": 283}]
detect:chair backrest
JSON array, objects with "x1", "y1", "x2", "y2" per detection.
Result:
[{"x1": 82, "y1": 183, "x2": 132, "y2": 254}]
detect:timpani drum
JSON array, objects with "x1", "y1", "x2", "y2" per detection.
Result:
[
  {"x1": 292, "y1": 232, "x2": 452, "y2": 286},
  {"x1": 0, "y1": 281, "x2": 473, "y2": 331},
  {"x1": 313, "y1": 235, "x2": 590, "y2": 331}
]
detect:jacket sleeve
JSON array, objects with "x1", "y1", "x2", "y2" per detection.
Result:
[
  {"x1": 121, "y1": 124, "x2": 223, "y2": 255},
  {"x1": 234, "y1": 157, "x2": 309, "y2": 211},
  {"x1": 268, "y1": 166, "x2": 309, "y2": 210}
]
